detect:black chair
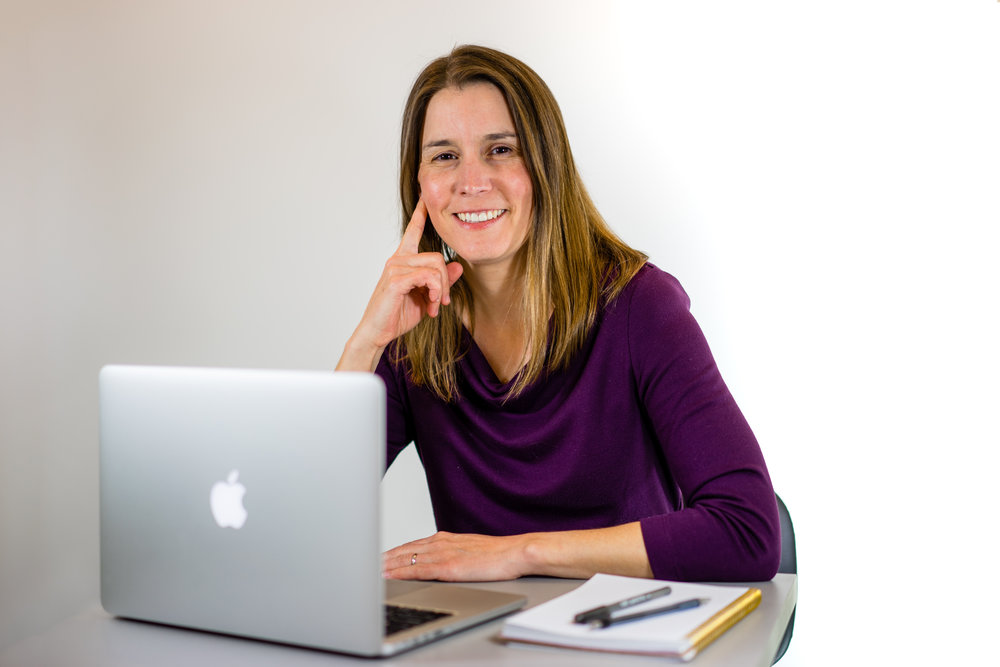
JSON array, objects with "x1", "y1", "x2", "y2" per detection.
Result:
[{"x1": 772, "y1": 494, "x2": 796, "y2": 664}]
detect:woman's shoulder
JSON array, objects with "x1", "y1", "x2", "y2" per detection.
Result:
[{"x1": 617, "y1": 262, "x2": 691, "y2": 313}]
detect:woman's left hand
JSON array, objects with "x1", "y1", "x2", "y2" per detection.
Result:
[{"x1": 382, "y1": 531, "x2": 530, "y2": 582}]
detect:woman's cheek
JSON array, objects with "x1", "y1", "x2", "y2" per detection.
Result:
[{"x1": 417, "y1": 176, "x2": 450, "y2": 224}]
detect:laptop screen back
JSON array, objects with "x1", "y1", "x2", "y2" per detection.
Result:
[{"x1": 99, "y1": 365, "x2": 386, "y2": 654}]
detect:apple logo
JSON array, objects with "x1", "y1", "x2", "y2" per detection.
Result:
[{"x1": 210, "y1": 469, "x2": 248, "y2": 529}]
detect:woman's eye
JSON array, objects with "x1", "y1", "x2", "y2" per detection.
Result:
[
  {"x1": 432, "y1": 152, "x2": 457, "y2": 162},
  {"x1": 490, "y1": 145, "x2": 514, "y2": 156}
]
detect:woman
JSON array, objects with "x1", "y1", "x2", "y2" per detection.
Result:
[{"x1": 337, "y1": 45, "x2": 780, "y2": 583}]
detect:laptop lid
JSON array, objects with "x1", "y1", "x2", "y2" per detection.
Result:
[
  {"x1": 98, "y1": 365, "x2": 525, "y2": 657},
  {"x1": 100, "y1": 365, "x2": 387, "y2": 654}
]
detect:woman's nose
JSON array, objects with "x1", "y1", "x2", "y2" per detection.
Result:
[{"x1": 457, "y1": 157, "x2": 491, "y2": 195}]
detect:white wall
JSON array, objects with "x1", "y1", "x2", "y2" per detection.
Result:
[{"x1": 2, "y1": 1, "x2": 998, "y2": 663}]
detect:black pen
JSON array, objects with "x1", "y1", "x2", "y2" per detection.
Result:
[
  {"x1": 589, "y1": 598, "x2": 707, "y2": 629},
  {"x1": 573, "y1": 585, "x2": 672, "y2": 624}
]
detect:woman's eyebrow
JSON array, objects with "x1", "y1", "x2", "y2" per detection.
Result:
[
  {"x1": 484, "y1": 132, "x2": 518, "y2": 142},
  {"x1": 422, "y1": 139, "x2": 453, "y2": 151},
  {"x1": 422, "y1": 132, "x2": 518, "y2": 152}
]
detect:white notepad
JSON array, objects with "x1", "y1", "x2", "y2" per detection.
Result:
[{"x1": 499, "y1": 574, "x2": 760, "y2": 661}]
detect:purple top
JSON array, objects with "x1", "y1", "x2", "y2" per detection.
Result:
[{"x1": 376, "y1": 264, "x2": 780, "y2": 581}]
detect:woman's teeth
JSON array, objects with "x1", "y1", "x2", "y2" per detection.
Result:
[{"x1": 456, "y1": 209, "x2": 505, "y2": 223}]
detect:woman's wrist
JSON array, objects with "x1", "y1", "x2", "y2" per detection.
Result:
[
  {"x1": 336, "y1": 333, "x2": 386, "y2": 373},
  {"x1": 519, "y1": 532, "x2": 587, "y2": 579},
  {"x1": 518, "y1": 525, "x2": 653, "y2": 580}
]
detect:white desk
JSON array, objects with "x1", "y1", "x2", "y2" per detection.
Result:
[{"x1": 0, "y1": 574, "x2": 796, "y2": 667}]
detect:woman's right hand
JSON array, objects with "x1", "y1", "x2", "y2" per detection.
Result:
[{"x1": 337, "y1": 199, "x2": 464, "y2": 372}]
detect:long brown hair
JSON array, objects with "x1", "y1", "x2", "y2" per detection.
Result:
[{"x1": 398, "y1": 45, "x2": 646, "y2": 401}]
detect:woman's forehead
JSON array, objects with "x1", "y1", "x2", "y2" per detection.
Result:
[{"x1": 422, "y1": 82, "x2": 517, "y2": 144}]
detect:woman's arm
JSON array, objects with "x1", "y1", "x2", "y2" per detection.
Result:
[
  {"x1": 626, "y1": 268, "x2": 780, "y2": 581},
  {"x1": 382, "y1": 522, "x2": 652, "y2": 582}
]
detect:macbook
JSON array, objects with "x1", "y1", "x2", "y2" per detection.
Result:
[{"x1": 98, "y1": 365, "x2": 526, "y2": 656}]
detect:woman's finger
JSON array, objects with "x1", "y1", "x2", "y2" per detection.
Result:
[
  {"x1": 384, "y1": 258, "x2": 449, "y2": 314},
  {"x1": 398, "y1": 199, "x2": 428, "y2": 255}
]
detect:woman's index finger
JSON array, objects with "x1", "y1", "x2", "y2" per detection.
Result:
[{"x1": 398, "y1": 199, "x2": 428, "y2": 254}]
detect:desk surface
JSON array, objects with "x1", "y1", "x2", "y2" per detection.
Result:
[{"x1": 1, "y1": 574, "x2": 796, "y2": 667}]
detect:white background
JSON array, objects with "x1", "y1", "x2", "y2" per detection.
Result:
[{"x1": 2, "y1": 1, "x2": 998, "y2": 664}]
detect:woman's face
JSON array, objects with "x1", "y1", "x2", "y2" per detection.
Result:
[{"x1": 418, "y1": 82, "x2": 533, "y2": 274}]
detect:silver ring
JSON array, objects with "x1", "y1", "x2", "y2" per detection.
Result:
[{"x1": 410, "y1": 553, "x2": 418, "y2": 566}]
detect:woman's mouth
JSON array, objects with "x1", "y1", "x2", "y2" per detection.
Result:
[{"x1": 455, "y1": 209, "x2": 506, "y2": 223}]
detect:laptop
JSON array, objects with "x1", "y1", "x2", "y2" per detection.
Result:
[{"x1": 98, "y1": 364, "x2": 526, "y2": 656}]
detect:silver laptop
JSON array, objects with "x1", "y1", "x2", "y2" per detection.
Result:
[{"x1": 98, "y1": 365, "x2": 526, "y2": 656}]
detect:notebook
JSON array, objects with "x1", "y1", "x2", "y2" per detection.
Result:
[
  {"x1": 499, "y1": 574, "x2": 760, "y2": 661},
  {"x1": 98, "y1": 364, "x2": 526, "y2": 657}
]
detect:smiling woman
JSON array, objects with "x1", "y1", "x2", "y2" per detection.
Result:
[
  {"x1": 391, "y1": 45, "x2": 649, "y2": 401},
  {"x1": 336, "y1": 45, "x2": 780, "y2": 586}
]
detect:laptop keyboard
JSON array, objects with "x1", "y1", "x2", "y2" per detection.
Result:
[{"x1": 384, "y1": 604, "x2": 453, "y2": 636}]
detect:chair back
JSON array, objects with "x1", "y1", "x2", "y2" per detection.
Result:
[
  {"x1": 776, "y1": 495, "x2": 796, "y2": 574},
  {"x1": 772, "y1": 494, "x2": 796, "y2": 664}
]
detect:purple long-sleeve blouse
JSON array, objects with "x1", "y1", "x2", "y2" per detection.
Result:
[{"x1": 375, "y1": 264, "x2": 780, "y2": 581}]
